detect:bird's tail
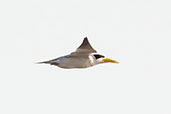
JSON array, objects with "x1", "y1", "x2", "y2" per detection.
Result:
[
  {"x1": 36, "y1": 60, "x2": 59, "y2": 66},
  {"x1": 36, "y1": 61, "x2": 51, "y2": 64}
]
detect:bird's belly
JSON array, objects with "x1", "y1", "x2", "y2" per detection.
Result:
[{"x1": 57, "y1": 57, "x2": 91, "y2": 68}]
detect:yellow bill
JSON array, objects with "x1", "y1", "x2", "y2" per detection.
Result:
[{"x1": 103, "y1": 58, "x2": 119, "y2": 64}]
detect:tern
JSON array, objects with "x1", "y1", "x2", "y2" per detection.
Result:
[{"x1": 38, "y1": 37, "x2": 119, "y2": 69}]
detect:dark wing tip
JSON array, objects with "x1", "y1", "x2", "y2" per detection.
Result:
[
  {"x1": 84, "y1": 37, "x2": 88, "y2": 40},
  {"x1": 76, "y1": 37, "x2": 97, "y2": 53},
  {"x1": 79, "y1": 37, "x2": 92, "y2": 48},
  {"x1": 82, "y1": 37, "x2": 88, "y2": 44}
]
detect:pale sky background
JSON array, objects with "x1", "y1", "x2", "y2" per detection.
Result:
[{"x1": 0, "y1": 0, "x2": 171, "y2": 114}]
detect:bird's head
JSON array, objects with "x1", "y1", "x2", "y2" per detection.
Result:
[{"x1": 93, "y1": 54, "x2": 119, "y2": 64}]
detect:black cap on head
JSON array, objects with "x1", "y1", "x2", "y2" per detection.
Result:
[{"x1": 93, "y1": 54, "x2": 105, "y2": 60}]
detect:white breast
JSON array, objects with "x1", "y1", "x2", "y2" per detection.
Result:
[{"x1": 88, "y1": 55, "x2": 97, "y2": 66}]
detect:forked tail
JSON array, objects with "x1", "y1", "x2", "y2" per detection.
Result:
[
  {"x1": 36, "y1": 60, "x2": 59, "y2": 66},
  {"x1": 36, "y1": 61, "x2": 51, "y2": 64}
]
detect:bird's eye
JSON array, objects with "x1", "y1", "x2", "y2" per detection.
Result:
[{"x1": 93, "y1": 54, "x2": 105, "y2": 59}]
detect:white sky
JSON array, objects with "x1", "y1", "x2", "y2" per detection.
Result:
[{"x1": 0, "y1": 0, "x2": 171, "y2": 114}]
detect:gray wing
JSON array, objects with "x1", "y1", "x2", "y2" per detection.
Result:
[{"x1": 71, "y1": 37, "x2": 97, "y2": 55}]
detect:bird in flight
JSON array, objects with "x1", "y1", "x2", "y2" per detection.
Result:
[{"x1": 37, "y1": 37, "x2": 119, "y2": 69}]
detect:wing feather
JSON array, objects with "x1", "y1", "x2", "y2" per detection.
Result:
[{"x1": 71, "y1": 37, "x2": 97, "y2": 55}]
